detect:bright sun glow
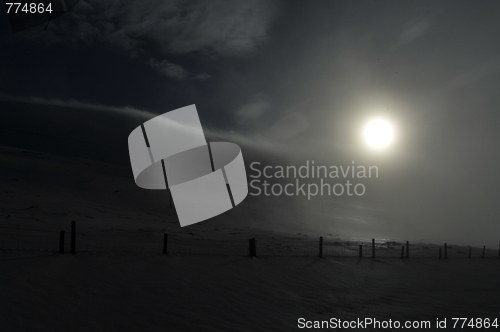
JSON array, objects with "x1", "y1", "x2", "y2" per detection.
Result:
[{"x1": 363, "y1": 119, "x2": 394, "y2": 149}]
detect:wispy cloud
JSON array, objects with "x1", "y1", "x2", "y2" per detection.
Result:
[
  {"x1": 194, "y1": 73, "x2": 211, "y2": 81},
  {"x1": 428, "y1": 58, "x2": 500, "y2": 96},
  {"x1": 393, "y1": 19, "x2": 431, "y2": 49},
  {"x1": 148, "y1": 58, "x2": 189, "y2": 80},
  {"x1": 234, "y1": 94, "x2": 271, "y2": 124},
  {"x1": 266, "y1": 112, "x2": 310, "y2": 140},
  {"x1": 0, "y1": 94, "x2": 302, "y2": 156},
  {"x1": 0, "y1": 93, "x2": 156, "y2": 119},
  {"x1": 16, "y1": 0, "x2": 277, "y2": 81},
  {"x1": 147, "y1": 58, "x2": 212, "y2": 81},
  {"x1": 25, "y1": 0, "x2": 278, "y2": 58}
]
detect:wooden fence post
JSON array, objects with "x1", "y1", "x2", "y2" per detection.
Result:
[
  {"x1": 249, "y1": 238, "x2": 256, "y2": 257},
  {"x1": 439, "y1": 247, "x2": 442, "y2": 259},
  {"x1": 400, "y1": 246, "x2": 404, "y2": 259},
  {"x1": 468, "y1": 247, "x2": 472, "y2": 259},
  {"x1": 406, "y1": 241, "x2": 409, "y2": 259},
  {"x1": 372, "y1": 239, "x2": 375, "y2": 258},
  {"x1": 59, "y1": 230, "x2": 65, "y2": 254},
  {"x1": 359, "y1": 244, "x2": 363, "y2": 258},
  {"x1": 319, "y1": 236, "x2": 323, "y2": 258},
  {"x1": 70, "y1": 221, "x2": 76, "y2": 254},
  {"x1": 163, "y1": 233, "x2": 168, "y2": 254},
  {"x1": 482, "y1": 246, "x2": 486, "y2": 259},
  {"x1": 444, "y1": 243, "x2": 447, "y2": 259},
  {"x1": 498, "y1": 244, "x2": 500, "y2": 259}
]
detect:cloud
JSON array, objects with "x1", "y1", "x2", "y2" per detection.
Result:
[
  {"x1": 0, "y1": 93, "x2": 294, "y2": 156},
  {"x1": 234, "y1": 94, "x2": 271, "y2": 124},
  {"x1": 438, "y1": 60, "x2": 500, "y2": 93},
  {"x1": 148, "y1": 58, "x2": 189, "y2": 80},
  {"x1": 393, "y1": 19, "x2": 431, "y2": 49},
  {"x1": 17, "y1": 0, "x2": 277, "y2": 81},
  {"x1": 194, "y1": 73, "x2": 211, "y2": 81},
  {"x1": 25, "y1": 0, "x2": 278, "y2": 58},
  {"x1": 266, "y1": 112, "x2": 310, "y2": 140},
  {"x1": 147, "y1": 58, "x2": 211, "y2": 81},
  {"x1": 0, "y1": 93, "x2": 156, "y2": 120},
  {"x1": 425, "y1": 58, "x2": 500, "y2": 97}
]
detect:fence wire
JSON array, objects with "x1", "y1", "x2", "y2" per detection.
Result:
[{"x1": 0, "y1": 229, "x2": 498, "y2": 259}]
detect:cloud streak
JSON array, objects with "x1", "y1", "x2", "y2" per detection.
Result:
[
  {"x1": 148, "y1": 58, "x2": 189, "y2": 80},
  {"x1": 0, "y1": 94, "x2": 307, "y2": 157},
  {"x1": 0, "y1": 93, "x2": 156, "y2": 120},
  {"x1": 393, "y1": 18, "x2": 431, "y2": 49},
  {"x1": 234, "y1": 94, "x2": 271, "y2": 124},
  {"x1": 147, "y1": 58, "x2": 212, "y2": 81}
]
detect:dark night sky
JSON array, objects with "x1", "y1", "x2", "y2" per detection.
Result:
[{"x1": 1, "y1": 0, "x2": 499, "y2": 246}]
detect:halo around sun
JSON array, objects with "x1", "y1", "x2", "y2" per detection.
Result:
[{"x1": 363, "y1": 119, "x2": 394, "y2": 149}]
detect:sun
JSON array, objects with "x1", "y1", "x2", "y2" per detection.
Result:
[{"x1": 363, "y1": 119, "x2": 394, "y2": 149}]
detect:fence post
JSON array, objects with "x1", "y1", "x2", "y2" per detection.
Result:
[
  {"x1": 319, "y1": 236, "x2": 323, "y2": 258},
  {"x1": 372, "y1": 239, "x2": 375, "y2": 258},
  {"x1": 400, "y1": 246, "x2": 404, "y2": 259},
  {"x1": 163, "y1": 233, "x2": 168, "y2": 254},
  {"x1": 249, "y1": 238, "x2": 256, "y2": 257},
  {"x1": 444, "y1": 243, "x2": 447, "y2": 259},
  {"x1": 59, "y1": 230, "x2": 65, "y2": 254},
  {"x1": 439, "y1": 247, "x2": 442, "y2": 259},
  {"x1": 468, "y1": 247, "x2": 472, "y2": 259},
  {"x1": 406, "y1": 241, "x2": 409, "y2": 259},
  {"x1": 482, "y1": 246, "x2": 486, "y2": 259},
  {"x1": 70, "y1": 221, "x2": 76, "y2": 254},
  {"x1": 359, "y1": 244, "x2": 363, "y2": 258},
  {"x1": 498, "y1": 244, "x2": 500, "y2": 259}
]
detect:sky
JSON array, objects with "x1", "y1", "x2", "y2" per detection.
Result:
[{"x1": 1, "y1": 0, "x2": 500, "y2": 246}]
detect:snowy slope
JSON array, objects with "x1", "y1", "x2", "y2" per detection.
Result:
[{"x1": 1, "y1": 252, "x2": 500, "y2": 331}]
